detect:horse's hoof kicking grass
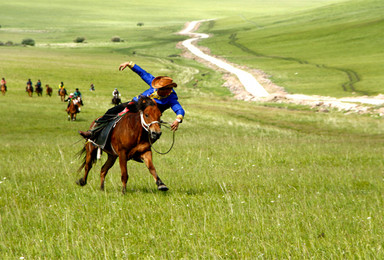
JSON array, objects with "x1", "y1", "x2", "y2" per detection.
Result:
[{"x1": 158, "y1": 185, "x2": 169, "y2": 191}]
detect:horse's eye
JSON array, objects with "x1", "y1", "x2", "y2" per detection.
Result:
[{"x1": 145, "y1": 114, "x2": 149, "y2": 118}]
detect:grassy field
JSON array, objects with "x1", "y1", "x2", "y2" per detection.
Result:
[
  {"x1": 200, "y1": 0, "x2": 384, "y2": 97},
  {"x1": 1, "y1": 87, "x2": 384, "y2": 258},
  {"x1": 1, "y1": 0, "x2": 384, "y2": 258}
]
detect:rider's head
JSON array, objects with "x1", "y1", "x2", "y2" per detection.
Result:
[{"x1": 152, "y1": 76, "x2": 177, "y2": 97}]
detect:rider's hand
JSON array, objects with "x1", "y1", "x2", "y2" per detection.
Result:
[
  {"x1": 171, "y1": 120, "x2": 180, "y2": 132},
  {"x1": 119, "y1": 61, "x2": 135, "y2": 71}
]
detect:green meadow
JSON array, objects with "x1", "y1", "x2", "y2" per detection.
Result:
[
  {"x1": 1, "y1": 0, "x2": 384, "y2": 258},
  {"x1": 200, "y1": 0, "x2": 384, "y2": 97}
]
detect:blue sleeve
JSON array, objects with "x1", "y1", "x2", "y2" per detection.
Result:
[
  {"x1": 171, "y1": 102, "x2": 185, "y2": 117},
  {"x1": 169, "y1": 94, "x2": 185, "y2": 117},
  {"x1": 131, "y1": 64, "x2": 155, "y2": 87}
]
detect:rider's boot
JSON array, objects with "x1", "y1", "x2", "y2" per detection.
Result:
[{"x1": 79, "y1": 130, "x2": 92, "y2": 139}]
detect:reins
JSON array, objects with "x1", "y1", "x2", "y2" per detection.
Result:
[
  {"x1": 150, "y1": 121, "x2": 175, "y2": 155},
  {"x1": 140, "y1": 112, "x2": 175, "y2": 155}
]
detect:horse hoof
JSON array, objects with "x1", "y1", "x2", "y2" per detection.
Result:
[
  {"x1": 158, "y1": 185, "x2": 169, "y2": 191},
  {"x1": 76, "y1": 178, "x2": 86, "y2": 186}
]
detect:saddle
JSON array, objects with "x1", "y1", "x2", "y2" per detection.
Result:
[
  {"x1": 93, "y1": 116, "x2": 123, "y2": 149},
  {"x1": 91, "y1": 101, "x2": 137, "y2": 149}
]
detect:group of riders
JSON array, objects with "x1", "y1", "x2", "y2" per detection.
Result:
[
  {"x1": 25, "y1": 79, "x2": 43, "y2": 95},
  {"x1": 3, "y1": 60, "x2": 185, "y2": 142}
]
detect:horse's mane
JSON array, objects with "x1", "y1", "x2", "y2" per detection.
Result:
[{"x1": 136, "y1": 96, "x2": 157, "y2": 112}]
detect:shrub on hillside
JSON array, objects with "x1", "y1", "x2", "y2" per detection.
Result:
[
  {"x1": 74, "y1": 37, "x2": 86, "y2": 43},
  {"x1": 137, "y1": 22, "x2": 144, "y2": 26},
  {"x1": 111, "y1": 36, "x2": 121, "y2": 42},
  {"x1": 22, "y1": 38, "x2": 35, "y2": 46},
  {"x1": 5, "y1": 41, "x2": 13, "y2": 46}
]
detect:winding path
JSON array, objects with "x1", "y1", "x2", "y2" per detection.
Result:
[
  {"x1": 179, "y1": 20, "x2": 269, "y2": 97},
  {"x1": 178, "y1": 20, "x2": 384, "y2": 108}
]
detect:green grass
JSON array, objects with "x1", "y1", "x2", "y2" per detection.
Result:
[
  {"x1": 1, "y1": 91, "x2": 384, "y2": 258},
  {"x1": 1, "y1": 0, "x2": 384, "y2": 258},
  {"x1": 199, "y1": 0, "x2": 384, "y2": 97}
]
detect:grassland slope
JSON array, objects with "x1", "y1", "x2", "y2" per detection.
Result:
[{"x1": 199, "y1": 0, "x2": 384, "y2": 97}]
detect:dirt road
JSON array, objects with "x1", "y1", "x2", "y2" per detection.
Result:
[{"x1": 178, "y1": 20, "x2": 384, "y2": 115}]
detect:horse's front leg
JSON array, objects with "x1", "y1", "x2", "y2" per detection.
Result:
[
  {"x1": 141, "y1": 151, "x2": 168, "y2": 191},
  {"x1": 118, "y1": 153, "x2": 129, "y2": 194}
]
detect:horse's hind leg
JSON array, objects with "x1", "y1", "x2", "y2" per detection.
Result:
[
  {"x1": 100, "y1": 154, "x2": 117, "y2": 191},
  {"x1": 141, "y1": 151, "x2": 168, "y2": 191},
  {"x1": 77, "y1": 143, "x2": 97, "y2": 186}
]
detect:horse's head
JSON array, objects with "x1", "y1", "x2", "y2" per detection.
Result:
[
  {"x1": 73, "y1": 96, "x2": 82, "y2": 106},
  {"x1": 138, "y1": 97, "x2": 162, "y2": 141}
]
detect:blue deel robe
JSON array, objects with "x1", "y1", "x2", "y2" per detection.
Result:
[{"x1": 130, "y1": 64, "x2": 185, "y2": 120}]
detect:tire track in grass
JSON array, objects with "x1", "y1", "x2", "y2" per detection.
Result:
[{"x1": 228, "y1": 33, "x2": 365, "y2": 95}]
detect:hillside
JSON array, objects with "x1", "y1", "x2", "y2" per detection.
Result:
[{"x1": 200, "y1": 0, "x2": 384, "y2": 97}]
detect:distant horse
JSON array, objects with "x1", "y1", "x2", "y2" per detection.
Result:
[
  {"x1": 46, "y1": 84, "x2": 52, "y2": 97},
  {"x1": 112, "y1": 95, "x2": 121, "y2": 106},
  {"x1": 59, "y1": 88, "x2": 67, "y2": 101},
  {"x1": 1, "y1": 84, "x2": 6, "y2": 96},
  {"x1": 26, "y1": 84, "x2": 33, "y2": 97},
  {"x1": 66, "y1": 97, "x2": 82, "y2": 121},
  {"x1": 77, "y1": 97, "x2": 168, "y2": 193},
  {"x1": 35, "y1": 85, "x2": 43, "y2": 96}
]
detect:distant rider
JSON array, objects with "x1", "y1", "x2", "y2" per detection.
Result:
[
  {"x1": 112, "y1": 88, "x2": 120, "y2": 98},
  {"x1": 35, "y1": 79, "x2": 42, "y2": 92},
  {"x1": 58, "y1": 82, "x2": 67, "y2": 95},
  {"x1": 74, "y1": 88, "x2": 82, "y2": 98},
  {"x1": 26, "y1": 79, "x2": 33, "y2": 92},
  {"x1": 65, "y1": 93, "x2": 81, "y2": 112},
  {"x1": 1, "y1": 77, "x2": 6, "y2": 91}
]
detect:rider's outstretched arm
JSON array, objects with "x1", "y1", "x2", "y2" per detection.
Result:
[{"x1": 119, "y1": 61, "x2": 155, "y2": 87}]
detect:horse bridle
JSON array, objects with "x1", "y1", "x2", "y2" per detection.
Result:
[
  {"x1": 140, "y1": 111, "x2": 175, "y2": 155},
  {"x1": 140, "y1": 111, "x2": 161, "y2": 132}
]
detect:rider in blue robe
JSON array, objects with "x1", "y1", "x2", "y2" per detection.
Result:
[{"x1": 79, "y1": 61, "x2": 185, "y2": 140}]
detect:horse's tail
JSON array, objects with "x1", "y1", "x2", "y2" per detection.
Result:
[{"x1": 77, "y1": 143, "x2": 98, "y2": 173}]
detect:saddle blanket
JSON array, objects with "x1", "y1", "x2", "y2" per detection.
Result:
[{"x1": 94, "y1": 116, "x2": 123, "y2": 149}]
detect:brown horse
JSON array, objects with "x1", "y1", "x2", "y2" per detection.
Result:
[
  {"x1": 66, "y1": 97, "x2": 82, "y2": 121},
  {"x1": 59, "y1": 88, "x2": 67, "y2": 101},
  {"x1": 26, "y1": 84, "x2": 33, "y2": 97},
  {"x1": 46, "y1": 84, "x2": 52, "y2": 97},
  {"x1": 77, "y1": 97, "x2": 168, "y2": 193},
  {"x1": 1, "y1": 84, "x2": 6, "y2": 96},
  {"x1": 35, "y1": 85, "x2": 43, "y2": 96}
]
